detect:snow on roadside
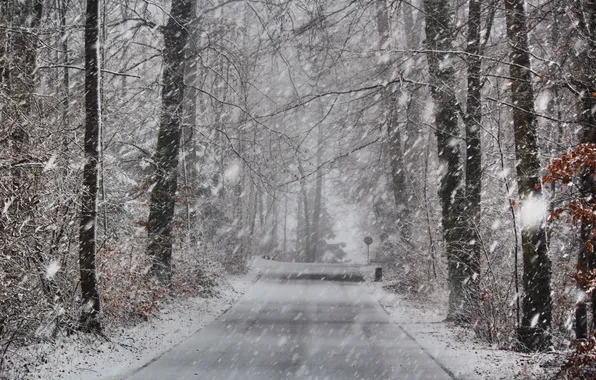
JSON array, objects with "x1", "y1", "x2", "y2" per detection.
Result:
[
  {"x1": 7, "y1": 261, "x2": 261, "y2": 380},
  {"x1": 370, "y1": 282, "x2": 552, "y2": 380}
]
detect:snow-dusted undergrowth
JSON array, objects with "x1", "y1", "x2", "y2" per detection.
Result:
[
  {"x1": 371, "y1": 283, "x2": 558, "y2": 380},
  {"x1": 4, "y1": 263, "x2": 261, "y2": 380}
]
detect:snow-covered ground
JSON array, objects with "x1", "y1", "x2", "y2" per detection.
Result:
[
  {"x1": 6, "y1": 260, "x2": 561, "y2": 380},
  {"x1": 370, "y1": 281, "x2": 555, "y2": 380},
  {"x1": 6, "y1": 262, "x2": 261, "y2": 380}
]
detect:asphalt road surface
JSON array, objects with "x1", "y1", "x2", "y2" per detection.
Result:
[{"x1": 124, "y1": 260, "x2": 453, "y2": 380}]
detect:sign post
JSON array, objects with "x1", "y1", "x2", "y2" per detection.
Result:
[{"x1": 364, "y1": 236, "x2": 373, "y2": 264}]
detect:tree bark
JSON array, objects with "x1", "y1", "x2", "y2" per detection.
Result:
[
  {"x1": 147, "y1": 0, "x2": 192, "y2": 286},
  {"x1": 505, "y1": 0, "x2": 552, "y2": 351},
  {"x1": 423, "y1": 0, "x2": 471, "y2": 322},
  {"x1": 283, "y1": 191, "x2": 288, "y2": 257},
  {"x1": 296, "y1": 193, "x2": 303, "y2": 256},
  {"x1": 463, "y1": 0, "x2": 484, "y2": 311},
  {"x1": 181, "y1": 2, "x2": 201, "y2": 250},
  {"x1": 574, "y1": 0, "x2": 596, "y2": 340},
  {"x1": 271, "y1": 194, "x2": 278, "y2": 254},
  {"x1": 79, "y1": 0, "x2": 102, "y2": 333},
  {"x1": 402, "y1": 0, "x2": 423, "y2": 159},
  {"x1": 376, "y1": 0, "x2": 408, "y2": 215},
  {"x1": 375, "y1": 0, "x2": 412, "y2": 253},
  {"x1": 298, "y1": 160, "x2": 311, "y2": 262},
  {"x1": 0, "y1": 0, "x2": 43, "y2": 114},
  {"x1": 312, "y1": 125, "x2": 324, "y2": 262}
]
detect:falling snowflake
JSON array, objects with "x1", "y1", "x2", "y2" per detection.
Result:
[
  {"x1": 530, "y1": 313, "x2": 540, "y2": 328},
  {"x1": 46, "y1": 261, "x2": 60, "y2": 280},
  {"x1": 520, "y1": 198, "x2": 548, "y2": 229}
]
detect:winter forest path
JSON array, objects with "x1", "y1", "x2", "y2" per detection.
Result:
[{"x1": 123, "y1": 260, "x2": 453, "y2": 379}]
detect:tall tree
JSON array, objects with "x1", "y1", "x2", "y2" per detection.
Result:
[
  {"x1": 78, "y1": 0, "x2": 102, "y2": 333},
  {"x1": 375, "y1": 0, "x2": 408, "y2": 217},
  {"x1": 401, "y1": 0, "x2": 423, "y2": 188},
  {"x1": 0, "y1": 0, "x2": 43, "y2": 113},
  {"x1": 572, "y1": 0, "x2": 596, "y2": 340},
  {"x1": 423, "y1": 0, "x2": 474, "y2": 321},
  {"x1": 573, "y1": 1, "x2": 596, "y2": 145},
  {"x1": 576, "y1": 131, "x2": 596, "y2": 341},
  {"x1": 505, "y1": 0, "x2": 552, "y2": 350},
  {"x1": 311, "y1": 125, "x2": 324, "y2": 262},
  {"x1": 464, "y1": 0, "x2": 482, "y2": 275},
  {"x1": 298, "y1": 160, "x2": 312, "y2": 262},
  {"x1": 0, "y1": 0, "x2": 45, "y2": 339},
  {"x1": 462, "y1": 0, "x2": 492, "y2": 317},
  {"x1": 147, "y1": 0, "x2": 193, "y2": 286},
  {"x1": 0, "y1": 0, "x2": 44, "y2": 249}
]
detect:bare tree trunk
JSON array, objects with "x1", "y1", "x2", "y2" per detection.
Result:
[
  {"x1": 375, "y1": 0, "x2": 408, "y2": 216},
  {"x1": 302, "y1": 186, "x2": 311, "y2": 262},
  {"x1": 283, "y1": 191, "x2": 288, "y2": 258},
  {"x1": 0, "y1": 0, "x2": 43, "y2": 146},
  {"x1": 423, "y1": 130, "x2": 438, "y2": 279},
  {"x1": 181, "y1": 0, "x2": 200, "y2": 250},
  {"x1": 573, "y1": 0, "x2": 596, "y2": 340},
  {"x1": 256, "y1": 192, "x2": 263, "y2": 235},
  {"x1": 402, "y1": 0, "x2": 423, "y2": 165},
  {"x1": 147, "y1": 0, "x2": 192, "y2": 286},
  {"x1": 0, "y1": 0, "x2": 45, "y2": 339},
  {"x1": 60, "y1": 0, "x2": 70, "y2": 131},
  {"x1": 580, "y1": 123, "x2": 596, "y2": 338},
  {"x1": 249, "y1": 182, "x2": 258, "y2": 255},
  {"x1": 423, "y1": 0, "x2": 470, "y2": 322},
  {"x1": 505, "y1": 0, "x2": 552, "y2": 350},
  {"x1": 311, "y1": 125, "x2": 323, "y2": 262},
  {"x1": 78, "y1": 0, "x2": 102, "y2": 333},
  {"x1": 297, "y1": 160, "x2": 311, "y2": 262},
  {"x1": 271, "y1": 194, "x2": 278, "y2": 254},
  {"x1": 577, "y1": 188, "x2": 592, "y2": 340},
  {"x1": 296, "y1": 193, "x2": 303, "y2": 257},
  {"x1": 463, "y1": 0, "x2": 484, "y2": 314}
]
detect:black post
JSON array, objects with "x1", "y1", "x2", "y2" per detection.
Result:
[{"x1": 374, "y1": 267, "x2": 383, "y2": 282}]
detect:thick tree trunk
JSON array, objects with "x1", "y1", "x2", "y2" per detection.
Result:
[
  {"x1": 0, "y1": 0, "x2": 45, "y2": 338},
  {"x1": 0, "y1": 0, "x2": 43, "y2": 162},
  {"x1": 0, "y1": 0, "x2": 43, "y2": 114},
  {"x1": 505, "y1": 0, "x2": 552, "y2": 351},
  {"x1": 575, "y1": 0, "x2": 596, "y2": 340},
  {"x1": 576, "y1": 199, "x2": 592, "y2": 340},
  {"x1": 463, "y1": 0, "x2": 483, "y2": 309},
  {"x1": 147, "y1": 0, "x2": 192, "y2": 286},
  {"x1": 575, "y1": 82, "x2": 595, "y2": 342},
  {"x1": 79, "y1": 0, "x2": 102, "y2": 333},
  {"x1": 423, "y1": 0, "x2": 471, "y2": 322}
]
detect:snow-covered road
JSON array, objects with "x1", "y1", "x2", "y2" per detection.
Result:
[{"x1": 123, "y1": 260, "x2": 453, "y2": 379}]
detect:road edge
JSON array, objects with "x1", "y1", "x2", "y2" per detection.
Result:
[
  {"x1": 375, "y1": 296, "x2": 458, "y2": 380},
  {"x1": 110, "y1": 267, "x2": 264, "y2": 380}
]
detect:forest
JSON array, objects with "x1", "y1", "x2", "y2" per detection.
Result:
[{"x1": 0, "y1": 0, "x2": 595, "y2": 378}]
